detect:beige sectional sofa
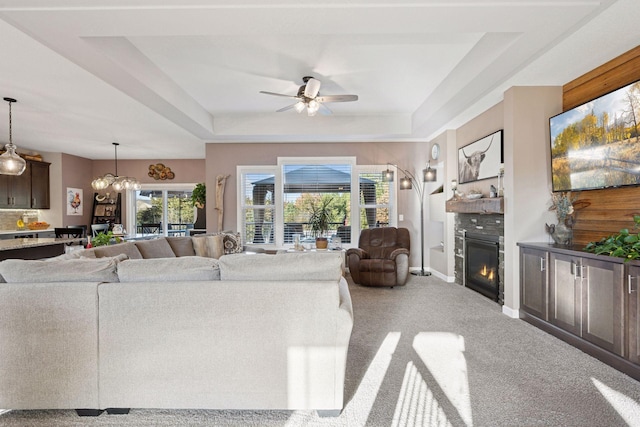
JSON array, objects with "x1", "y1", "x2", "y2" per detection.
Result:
[{"x1": 0, "y1": 238, "x2": 353, "y2": 417}]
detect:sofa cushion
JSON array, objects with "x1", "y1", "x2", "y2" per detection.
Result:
[
  {"x1": 134, "y1": 238, "x2": 176, "y2": 259},
  {"x1": 92, "y1": 242, "x2": 143, "y2": 259},
  {"x1": 166, "y1": 236, "x2": 196, "y2": 257},
  {"x1": 0, "y1": 258, "x2": 120, "y2": 283},
  {"x1": 219, "y1": 252, "x2": 343, "y2": 281},
  {"x1": 117, "y1": 256, "x2": 220, "y2": 282},
  {"x1": 192, "y1": 234, "x2": 224, "y2": 259}
]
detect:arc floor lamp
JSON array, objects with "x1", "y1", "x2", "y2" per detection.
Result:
[{"x1": 383, "y1": 162, "x2": 437, "y2": 276}]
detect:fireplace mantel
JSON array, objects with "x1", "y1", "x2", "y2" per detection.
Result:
[{"x1": 445, "y1": 197, "x2": 504, "y2": 214}]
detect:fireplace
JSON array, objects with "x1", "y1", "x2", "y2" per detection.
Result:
[{"x1": 464, "y1": 232, "x2": 500, "y2": 302}]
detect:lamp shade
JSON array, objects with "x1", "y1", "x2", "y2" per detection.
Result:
[
  {"x1": 400, "y1": 176, "x2": 412, "y2": 190},
  {"x1": 423, "y1": 167, "x2": 437, "y2": 182},
  {"x1": 382, "y1": 169, "x2": 394, "y2": 182}
]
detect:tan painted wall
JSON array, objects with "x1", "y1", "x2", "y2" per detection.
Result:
[
  {"x1": 205, "y1": 141, "x2": 438, "y2": 269},
  {"x1": 60, "y1": 153, "x2": 93, "y2": 228},
  {"x1": 503, "y1": 86, "x2": 562, "y2": 312}
]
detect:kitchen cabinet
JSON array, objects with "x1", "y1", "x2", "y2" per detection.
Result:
[
  {"x1": 0, "y1": 161, "x2": 31, "y2": 208},
  {"x1": 30, "y1": 161, "x2": 50, "y2": 209},
  {"x1": 518, "y1": 242, "x2": 639, "y2": 380},
  {"x1": 0, "y1": 160, "x2": 50, "y2": 209}
]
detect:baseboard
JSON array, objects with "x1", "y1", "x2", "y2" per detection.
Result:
[
  {"x1": 502, "y1": 305, "x2": 520, "y2": 318},
  {"x1": 428, "y1": 269, "x2": 455, "y2": 283}
]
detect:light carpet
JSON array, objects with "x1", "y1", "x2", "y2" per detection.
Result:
[{"x1": 2, "y1": 274, "x2": 640, "y2": 426}]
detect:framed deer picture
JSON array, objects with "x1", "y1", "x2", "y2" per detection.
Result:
[{"x1": 458, "y1": 129, "x2": 503, "y2": 184}]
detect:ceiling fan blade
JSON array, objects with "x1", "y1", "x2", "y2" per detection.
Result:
[
  {"x1": 304, "y1": 78, "x2": 321, "y2": 98},
  {"x1": 276, "y1": 104, "x2": 296, "y2": 113},
  {"x1": 260, "y1": 91, "x2": 298, "y2": 99},
  {"x1": 316, "y1": 94, "x2": 358, "y2": 103}
]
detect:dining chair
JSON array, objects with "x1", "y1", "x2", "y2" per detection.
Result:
[{"x1": 91, "y1": 223, "x2": 110, "y2": 237}]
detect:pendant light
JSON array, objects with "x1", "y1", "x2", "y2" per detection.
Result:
[
  {"x1": 91, "y1": 142, "x2": 141, "y2": 191},
  {"x1": 0, "y1": 97, "x2": 27, "y2": 175}
]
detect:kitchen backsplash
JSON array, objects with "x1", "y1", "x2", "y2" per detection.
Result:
[{"x1": 0, "y1": 210, "x2": 40, "y2": 230}]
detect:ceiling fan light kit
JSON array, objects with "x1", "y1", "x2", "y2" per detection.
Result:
[{"x1": 260, "y1": 76, "x2": 358, "y2": 116}]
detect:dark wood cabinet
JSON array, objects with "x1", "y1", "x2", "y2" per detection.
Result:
[
  {"x1": 30, "y1": 161, "x2": 50, "y2": 209},
  {"x1": 580, "y1": 257, "x2": 625, "y2": 356},
  {"x1": 520, "y1": 247, "x2": 548, "y2": 320},
  {"x1": 0, "y1": 162, "x2": 31, "y2": 208},
  {"x1": 0, "y1": 160, "x2": 49, "y2": 209},
  {"x1": 519, "y1": 242, "x2": 639, "y2": 380},
  {"x1": 627, "y1": 266, "x2": 640, "y2": 365},
  {"x1": 548, "y1": 252, "x2": 582, "y2": 336}
]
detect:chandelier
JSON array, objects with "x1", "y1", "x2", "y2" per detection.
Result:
[
  {"x1": 0, "y1": 97, "x2": 27, "y2": 176},
  {"x1": 91, "y1": 142, "x2": 141, "y2": 191}
]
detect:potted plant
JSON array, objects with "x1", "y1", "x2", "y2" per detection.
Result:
[
  {"x1": 90, "y1": 231, "x2": 122, "y2": 247},
  {"x1": 191, "y1": 183, "x2": 206, "y2": 208},
  {"x1": 307, "y1": 196, "x2": 334, "y2": 250}
]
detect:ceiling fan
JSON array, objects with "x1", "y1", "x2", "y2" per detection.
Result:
[{"x1": 260, "y1": 76, "x2": 358, "y2": 116}]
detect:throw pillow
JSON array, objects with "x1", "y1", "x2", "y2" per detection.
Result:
[
  {"x1": 117, "y1": 256, "x2": 220, "y2": 282},
  {"x1": 222, "y1": 232, "x2": 243, "y2": 254},
  {"x1": 166, "y1": 236, "x2": 196, "y2": 257},
  {"x1": 92, "y1": 242, "x2": 143, "y2": 259},
  {"x1": 0, "y1": 258, "x2": 121, "y2": 283},
  {"x1": 192, "y1": 234, "x2": 224, "y2": 259},
  {"x1": 134, "y1": 238, "x2": 176, "y2": 259}
]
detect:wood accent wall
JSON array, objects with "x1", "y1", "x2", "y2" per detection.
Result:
[{"x1": 564, "y1": 46, "x2": 640, "y2": 246}]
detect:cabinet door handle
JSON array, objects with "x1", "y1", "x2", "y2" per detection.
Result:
[
  {"x1": 540, "y1": 257, "x2": 546, "y2": 272},
  {"x1": 32, "y1": 197, "x2": 36, "y2": 206},
  {"x1": 629, "y1": 275, "x2": 637, "y2": 294}
]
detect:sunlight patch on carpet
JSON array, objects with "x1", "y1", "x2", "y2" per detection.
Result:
[
  {"x1": 413, "y1": 332, "x2": 473, "y2": 427},
  {"x1": 392, "y1": 361, "x2": 453, "y2": 427},
  {"x1": 285, "y1": 332, "x2": 401, "y2": 427},
  {"x1": 592, "y1": 378, "x2": 640, "y2": 427}
]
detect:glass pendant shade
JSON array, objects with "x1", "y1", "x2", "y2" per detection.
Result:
[
  {"x1": 0, "y1": 97, "x2": 27, "y2": 176},
  {"x1": 0, "y1": 143, "x2": 26, "y2": 175},
  {"x1": 382, "y1": 169, "x2": 394, "y2": 182},
  {"x1": 91, "y1": 142, "x2": 140, "y2": 191}
]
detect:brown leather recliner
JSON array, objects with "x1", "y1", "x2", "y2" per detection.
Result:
[{"x1": 346, "y1": 227, "x2": 410, "y2": 287}]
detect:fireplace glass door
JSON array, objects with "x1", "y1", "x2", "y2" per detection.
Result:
[{"x1": 465, "y1": 234, "x2": 499, "y2": 301}]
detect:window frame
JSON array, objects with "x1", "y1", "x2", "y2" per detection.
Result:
[
  {"x1": 237, "y1": 158, "x2": 397, "y2": 249},
  {"x1": 125, "y1": 183, "x2": 198, "y2": 237}
]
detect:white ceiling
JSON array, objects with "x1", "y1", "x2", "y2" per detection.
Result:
[{"x1": 0, "y1": 0, "x2": 639, "y2": 160}]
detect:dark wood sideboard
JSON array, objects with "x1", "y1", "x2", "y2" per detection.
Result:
[{"x1": 518, "y1": 242, "x2": 640, "y2": 381}]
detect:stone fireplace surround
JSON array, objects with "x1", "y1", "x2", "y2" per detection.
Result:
[{"x1": 454, "y1": 213, "x2": 505, "y2": 305}]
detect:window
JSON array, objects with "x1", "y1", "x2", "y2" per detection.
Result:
[
  {"x1": 357, "y1": 166, "x2": 394, "y2": 242},
  {"x1": 282, "y1": 161, "x2": 352, "y2": 245},
  {"x1": 126, "y1": 184, "x2": 196, "y2": 237},
  {"x1": 237, "y1": 158, "x2": 396, "y2": 247},
  {"x1": 238, "y1": 166, "x2": 277, "y2": 245}
]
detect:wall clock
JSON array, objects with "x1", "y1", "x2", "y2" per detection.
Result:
[{"x1": 431, "y1": 143, "x2": 440, "y2": 160}]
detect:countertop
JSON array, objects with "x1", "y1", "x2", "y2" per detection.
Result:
[
  {"x1": 0, "y1": 237, "x2": 85, "y2": 251},
  {"x1": 0, "y1": 228, "x2": 54, "y2": 235}
]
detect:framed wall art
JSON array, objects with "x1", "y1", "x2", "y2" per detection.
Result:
[
  {"x1": 458, "y1": 129, "x2": 503, "y2": 184},
  {"x1": 66, "y1": 187, "x2": 83, "y2": 215}
]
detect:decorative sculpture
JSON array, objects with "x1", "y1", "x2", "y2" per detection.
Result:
[{"x1": 216, "y1": 174, "x2": 230, "y2": 231}]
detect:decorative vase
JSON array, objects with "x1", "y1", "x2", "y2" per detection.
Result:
[{"x1": 546, "y1": 221, "x2": 573, "y2": 246}]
